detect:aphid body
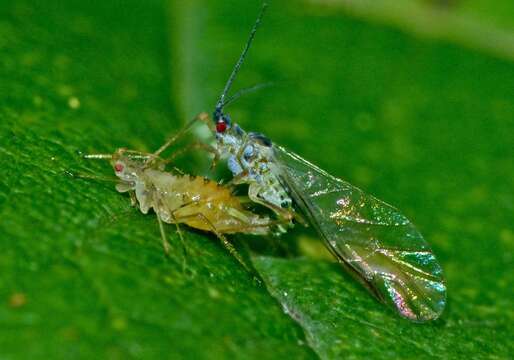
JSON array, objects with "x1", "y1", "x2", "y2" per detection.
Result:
[
  {"x1": 84, "y1": 148, "x2": 276, "y2": 269},
  {"x1": 186, "y1": 4, "x2": 447, "y2": 321},
  {"x1": 110, "y1": 149, "x2": 270, "y2": 236}
]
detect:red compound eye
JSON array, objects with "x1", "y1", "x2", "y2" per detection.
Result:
[
  {"x1": 114, "y1": 163, "x2": 124, "y2": 172},
  {"x1": 216, "y1": 120, "x2": 227, "y2": 133}
]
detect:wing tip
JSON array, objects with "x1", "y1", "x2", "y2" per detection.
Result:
[{"x1": 387, "y1": 278, "x2": 447, "y2": 322}]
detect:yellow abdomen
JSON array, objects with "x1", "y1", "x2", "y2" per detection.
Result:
[{"x1": 145, "y1": 170, "x2": 266, "y2": 234}]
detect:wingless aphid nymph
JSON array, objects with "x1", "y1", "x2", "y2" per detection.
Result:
[{"x1": 82, "y1": 144, "x2": 285, "y2": 273}]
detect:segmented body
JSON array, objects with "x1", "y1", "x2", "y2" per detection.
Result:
[
  {"x1": 126, "y1": 169, "x2": 270, "y2": 235},
  {"x1": 82, "y1": 145, "x2": 278, "y2": 273}
]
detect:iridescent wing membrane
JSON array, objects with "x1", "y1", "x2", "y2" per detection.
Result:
[{"x1": 273, "y1": 146, "x2": 446, "y2": 321}]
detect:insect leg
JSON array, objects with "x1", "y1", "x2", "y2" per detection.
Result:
[
  {"x1": 156, "y1": 212, "x2": 191, "y2": 273},
  {"x1": 156, "y1": 213, "x2": 171, "y2": 256},
  {"x1": 247, "y1": 184, "x2": 295, "y2": 223},
  {"x1": 173, "y1": 212, "x2": 253, "y2": 274},
  {"x1": 225, "y1": 170, "x2": 249, "y2": 186},
  {"x1": 119, "y1": 150, "x2": 153, "y2": 159},
  {"x1": 152, "y1": 112, "x2": 211, "y2": 159},
  {"x1": 65, "y1": 170, "x2": 118, "y2": 183},
  {"x1": 161, "y1": 142, "x2": 220, "y2": 170},
  {"x1": 218, "y1": 219, "x2": 289, "y2": 234},
  {"x1": 170, "y1": 217, "x2": 189, "y2": 272},
  {"x1": 195, "y1": 112, "x2": 213, "y2": 130},
  {"x1": 223, "y1": 207, "x2": 291, "y2": 233},
  {"x1": 153, "y1": 194, "x2": 190, "y2": 270}
]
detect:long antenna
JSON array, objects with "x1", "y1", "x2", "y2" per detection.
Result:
[
  {"x1": 84, "y1": 154, "x2": 113, "y2": 159},
  {"x1": 223, "y1": 81, "x2": 275, "y2": 108},
  {"x1": 215, "y1": 3, "x2": 268, "y2": 113}
]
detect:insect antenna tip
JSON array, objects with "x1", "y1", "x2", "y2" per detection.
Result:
[
  {"x1": 83, "y1": 154, "x2": 113, "y2": 160},
  {"x1": 215, "y1": 2, "x2": 268, "y2": 114}
]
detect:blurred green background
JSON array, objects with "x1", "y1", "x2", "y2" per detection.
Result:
[{"x1": 0, "y1": 0, "x2": 513, "y2": 359}]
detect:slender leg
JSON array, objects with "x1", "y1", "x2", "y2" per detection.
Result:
[
  {"x1": 213, "y1": 217, "x2": 295, "y2": 268},
  {"x1": 118, "y1": 150, "x2": 153, "y2": 159},
  {"x1": 225, "y1": 170, "x2": 249, "y2": 186},
  {"x1": 152, "y1": 112, "x2": 212, "y2": 159},
  {"x1": 171, "y1": 218, "x2": 188, "y2": 271},
  {"x1": 170, "y1": 166, "x2": 185, "y2": 175},
  {"x1": 222, "y1": 207, "x2": 291, "y2": 234},
  {"x1": 95, "y1": 207, "x2": 137, "y2": 233},
  {"x1": 247, "y1": 185, "x2": 295, "y2": 223},
  {"x1": 156, "y1": 214, "x2": 190, "y2": 273},
  {"x1": 65, "y1": 170, "x2": 118, "y2": 183},
  {"x1": 85, "y1": 150, "x2": 152, "y2": 161},
  {"x1": 156, "y1": 213, "x2": 170, "y2": 255},
  {"x1": 166, "y1": 201, "x2": 288, "y2": 273},
  {"x1": 162, "y1": 142, "x2": 219, "y2": 167},
  {"x1": 196, "y1": 112, "x2": 212, "y2": 129},
  {"x1": 172, "y1": 212, "x2": 253, "y2": 274},
  {"x1": 216, "y1": 219, "x2": 290, "y2": 234},
  {"x1": 152, "y1": 195, "x2": 189, "y2": 270}
]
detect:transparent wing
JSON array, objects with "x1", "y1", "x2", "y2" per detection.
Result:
[{"x1": 273, "y1": 145, "x2": 446, "y2": 321}]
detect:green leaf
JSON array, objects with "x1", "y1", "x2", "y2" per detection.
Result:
[{"x1": 1, "y1": 0, "x2": 513, "y2": 359}]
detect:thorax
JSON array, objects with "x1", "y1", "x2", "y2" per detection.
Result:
[{"x1": 218, "y1": 132, "x2": 293, "y2": 211}]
